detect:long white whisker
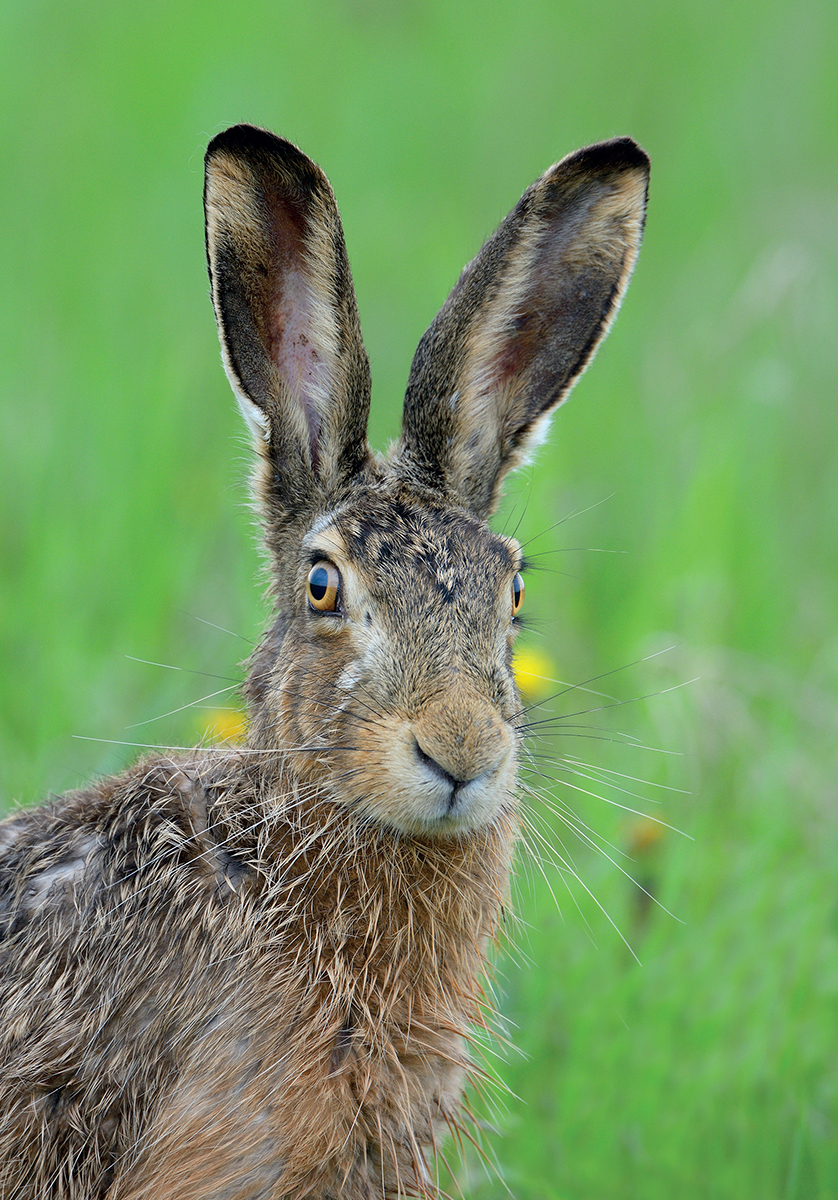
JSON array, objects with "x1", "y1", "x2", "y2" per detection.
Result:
[
  {"x1": 517, "y1": 807, "x2": 599, "y2": 946},
  {"x1": 125, "y1": 684, "x2": 239, "y2": 729},
  {"x1": 562, "y1": 754, "x2": 691, "y2": 794},
  {"x1": 182, "y1": 611, "x2": 256, "y2": 645},
  {"x1": 526, "y1": 777, "x2": 683, "y2": 923},
  {"x1": 515, "y1": 647, "x2": 686, "y2": 718},
  {"x1": 529, "y1": 760, "x2": 692, "y2": 838},
  {"x1": 523, "y1": 779, "x2": 632, "y2": 862},
  {"x1": 125, "y1": 654, "x2": 240, "y2": 684}
]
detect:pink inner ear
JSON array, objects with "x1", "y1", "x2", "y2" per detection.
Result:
[
  {"x1": 259, "y1": 186, "x2": 333, "y2": 470},
  {"x1": 267, "y1": 264, "x2": 328, "y2": 470}
]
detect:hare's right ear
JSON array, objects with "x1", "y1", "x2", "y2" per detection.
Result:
[
  {"x1": 204, "y1": 125, "x2": 371, "y2": 523},
  {"x1": 394, "y1": 138, "x2": 650, "y2": 519}
]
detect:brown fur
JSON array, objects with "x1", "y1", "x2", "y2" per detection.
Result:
[{"x1": 0, "y1": 125, "x2": 649, "y2": 1198}]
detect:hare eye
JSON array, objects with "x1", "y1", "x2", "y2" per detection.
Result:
[
  {"x1": 307, "y1": 561, "x2": 342, "y2": 613},
  {"x1": 511, "y1": 572, "x2": 525, "y2": 617}
]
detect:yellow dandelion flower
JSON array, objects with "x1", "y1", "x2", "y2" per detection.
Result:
[
  {"x1": 202, "y1": 709, "x2": 247, "y2": 744},
  {"x1": 513, "y1": 646, "x2": 558, "y2": 701}
]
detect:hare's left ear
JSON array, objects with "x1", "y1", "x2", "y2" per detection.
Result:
[
  {"x1": 394, "y1": 138, "x2": 649, "y2": 519},
  {"x1": 204, "y1": 125, "x2": 371, "y2": 523}
]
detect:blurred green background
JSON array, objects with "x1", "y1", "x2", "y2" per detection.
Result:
[{"x1": 1, "y1": 1, "x2": 836, "y2": 1196}]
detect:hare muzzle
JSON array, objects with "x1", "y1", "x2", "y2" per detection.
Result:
[
  {"x1": 350, "y1": 688, "x2": 517, "y2": 836},
  {"x1": 411, "y1": 693, "x2": 515, "y2": 819}
]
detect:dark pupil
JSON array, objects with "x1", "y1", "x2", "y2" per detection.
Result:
[
  {"x1": 310, "y1": 567, "x2": 329, "y2": 601},
  {"x1": 513, "y1": 577, "x2": 522, "y2": 605}
]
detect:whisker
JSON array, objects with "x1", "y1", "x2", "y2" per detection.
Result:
[
  {"x1": 125, "y1": 654, "x2": 240, "y2": 684},
  {"x1": 72, "y1": 735, "x2": 357, "y2": 755},
  {"x1": 278, "y1": 684, "x2": 391, "y2": 734},
  {"x1": 182, "y1": 611, "x2": 256, "y2": 646},
  {"x1": 524, "y1": 776, "x2": 683, "y2": 923},
  {"x1": 516, "y1": 807, "x2": 599, "y2": 945},
  {"x1": 562, "y1": 754, "x2": 691, "y2": 794},
  {"x1": 514, "y1": 670, "x2": 621, "y2": 704},
  {"x1": 517, "y1": 492, "x2": 617, "y2": 550},
  {"x1": 125, "y1": 684, "x2": 239, "y2": 729},
  {"x1": 515, "y1": 652, "x2": 687, "y2": 722},
  {"x1": 497, "y1": 479, "x2": 532, "y2": 541},
  {"x1": 519, "y1": 720, "x2": 684, "y2": 756},
  {"x1": 521, "y1": 546, "x2": 626, "y2": 562},
  {"x1": 528, "y1": 760, "x2": 692, "y2": 837},
  {"x1": 522, "y1": 774, "x2": 629, "y2": 855},
  {"x1": 525, "y1": 805, "x2": 642, "y2": 962}
]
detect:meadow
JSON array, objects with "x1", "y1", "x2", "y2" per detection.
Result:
[{"x1": 1, "y1": 1, "x2": 836, "y2": 1196}]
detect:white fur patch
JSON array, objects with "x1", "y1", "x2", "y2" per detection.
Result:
[{"x1": 224, "y1": 361, "x2": 272, "y2": 445}]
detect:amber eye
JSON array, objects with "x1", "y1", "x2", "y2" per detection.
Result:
[
  {"x1": 512, "y1": 572, "x2": 525, "y2": 617},
  {"x1": 306, "y1": 561, "x2": 342, "y2": 613}
]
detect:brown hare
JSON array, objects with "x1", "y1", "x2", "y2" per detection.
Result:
[{"x1": 0, "y1": 125, "x2": 649, "y2": 1198}]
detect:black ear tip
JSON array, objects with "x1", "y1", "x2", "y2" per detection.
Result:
[
  {"x1": 603, "y1": 136, "x2": 650, "y2": 172},
  {"x1": 207, "y1": 123, "x2": 273, "y2": 159},
  {"x1": 204, "y1": 125, "x2": 322, "y2": 189},
  {"x1": 562, "y1": 136, "x2": 650, "y2": 179},
  {"x1": 205, "y1": 123, "x2": 299, "y2": 166}
]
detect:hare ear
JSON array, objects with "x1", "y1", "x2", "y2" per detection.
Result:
[
  {"x1": 204, "y1": 125, "x2": 371, "y2": 519},
  {"x1": 395, "y1": 138, "x2": 649, "y2": 519}
]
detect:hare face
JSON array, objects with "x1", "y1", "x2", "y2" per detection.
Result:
[{"x1": 263, "y1": 491, "x2": 524, "y2": 835}]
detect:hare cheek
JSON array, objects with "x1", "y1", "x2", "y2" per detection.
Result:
[{"x1": 335, "y1": 662, "x2": 362, "y2": 695}]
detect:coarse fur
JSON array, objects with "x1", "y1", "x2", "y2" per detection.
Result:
[{"x1": 0, "y1": 125, "x2": 649, "y2": 1198}]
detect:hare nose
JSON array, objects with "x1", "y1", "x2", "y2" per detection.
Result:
[
  {"x1": 412, "y1": 726, "x2": 508, "y2": 792},
  {"x1": 413, "y1": 740, "x2": 468, "y2": 790}
]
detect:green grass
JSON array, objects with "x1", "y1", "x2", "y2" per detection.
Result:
[{"x1": 1, "y1": 1, "x2": 836, "y2": 1196}]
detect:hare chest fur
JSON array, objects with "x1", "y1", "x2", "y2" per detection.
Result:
[{"x1": 0, "y1": 125, "x2": 648, "y2": 1198}]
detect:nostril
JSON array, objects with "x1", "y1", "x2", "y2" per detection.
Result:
[{"x1": 413, "y1": 740, "x2": 463, "y2": 790}]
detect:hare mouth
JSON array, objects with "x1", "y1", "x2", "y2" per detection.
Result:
[{"x1": 412, "y1": 739, "x2": 498, "y2": 810}]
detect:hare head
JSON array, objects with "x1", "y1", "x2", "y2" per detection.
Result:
[{"x1": 204, "y1": 125, "x2": 649, "y2": 839}]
